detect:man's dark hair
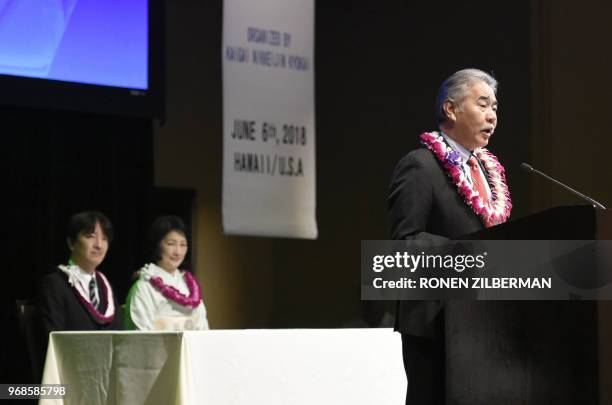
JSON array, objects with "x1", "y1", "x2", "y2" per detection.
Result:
[
  {"x1": 66, "y1": 211, "x2": 114, "y2": 245},
  {"x1": 148, "y1": 216, "x2": 188, "y2": 263}
]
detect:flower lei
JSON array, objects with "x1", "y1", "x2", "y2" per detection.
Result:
[
  {"x1": 58, "y1": 264, "x2": 115, "y2": 324},
  {"x1": 420, "y1": 131, "x2": 512, "y2": 226},
  {"x1": 141, "y1": 264, "x2": 202, "y2": 308}
]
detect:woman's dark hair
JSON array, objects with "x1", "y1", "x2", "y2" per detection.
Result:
[
  {"x1": 66, "y1": 211, "x2": 114, "y2": 245},
  {"x1": 148, "y1": 216, "x2": 188, "y2": 263}
]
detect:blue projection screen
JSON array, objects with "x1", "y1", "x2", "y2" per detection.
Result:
[{"x1": 0, "y1": 0, "x2": 148, "y2": 90}]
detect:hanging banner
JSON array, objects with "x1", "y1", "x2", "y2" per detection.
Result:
[{"x1": 222, "y1": 0, "x2": 316, "y2": 239}]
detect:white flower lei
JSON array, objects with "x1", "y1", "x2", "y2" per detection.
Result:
[
  {"x1": 58, "y1": 264, "x2": 115, "y2": 323},
  {"x1": 420, "y1": 131, "x2": 512, "y2": 226}
]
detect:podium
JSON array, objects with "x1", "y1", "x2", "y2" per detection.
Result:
[{"x1": 446, "y1": 206, "x2": 609, "y2": 404}]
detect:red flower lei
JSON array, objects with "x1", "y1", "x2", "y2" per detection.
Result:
[{"x1": 148, "y1": 269, "x2": 202, "y2": 309}]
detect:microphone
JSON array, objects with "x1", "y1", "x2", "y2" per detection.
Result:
[{"x1": 520, "y1": 162, "x2": 606, "y2": 210}]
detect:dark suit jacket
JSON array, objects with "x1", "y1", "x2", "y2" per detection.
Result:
[
  {"x1": 38, "y1": 270, "x2": 124, "y2": 340},
  {"x1": 388, "y1": 148, "x2": 484, "y2": 337}
]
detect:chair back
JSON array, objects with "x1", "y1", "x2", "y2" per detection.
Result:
[{"x1": 15, "y1": 300, "x2": 44, "y2": 382}]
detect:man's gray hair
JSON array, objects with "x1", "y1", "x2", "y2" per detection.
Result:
[{"x1": 435, "y1": 68, "x2": 498, "y2": 123}]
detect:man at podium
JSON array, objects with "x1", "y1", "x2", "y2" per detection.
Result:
[{"x1": 387, "y1": 68, "x2": 512, "y2": 404}]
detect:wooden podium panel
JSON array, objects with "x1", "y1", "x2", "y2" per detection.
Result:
[{"x1": 447, "y1": 206, "x2": 606, "y2": 404}]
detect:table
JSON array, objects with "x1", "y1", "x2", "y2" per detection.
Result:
[{"x1": 40, "y1": 329, "x2": 405, "y2": 405}]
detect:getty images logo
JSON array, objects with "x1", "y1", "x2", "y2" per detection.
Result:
[{"x1": 372, "y1": 251, "x2": 487, "y2": 273}]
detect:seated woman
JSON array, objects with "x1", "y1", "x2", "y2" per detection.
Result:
[
  {"x1": 38, "y1": 211, "x2": 123, "y2": 336},
  {"x1": 125, "y1": 216, "x2": 209, "y2": 330}
]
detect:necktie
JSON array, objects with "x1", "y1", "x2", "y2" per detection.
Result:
[
  {"x1": 468, "y1": 156, "x2": 493, "y2": 227},
  {"x1": 89, "y1": 277, "x2": 99, "y2": 309}
]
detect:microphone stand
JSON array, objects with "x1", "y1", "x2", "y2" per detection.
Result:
[{"x1": 520, "y1": 163, "x2": 606, "y2": 210}]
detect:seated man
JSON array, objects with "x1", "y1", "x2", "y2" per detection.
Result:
[{"x1": 38, "y1": 211, "x2": 123, "y2": 339}]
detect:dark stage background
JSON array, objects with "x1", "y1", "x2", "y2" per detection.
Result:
[
  {"x1": 0, "y1": 0, "x2": 533, "y2": 385},
  {"x1": 2, "y1": 0, "x2": 612, "y2": 403},
  {"x1": 0, "y1": 108, "x2": 154, "y2": 382}
]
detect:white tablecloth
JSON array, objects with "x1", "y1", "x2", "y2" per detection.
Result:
[{"x1": 40, "y1": 329, "x2": 405, "y2": 405}]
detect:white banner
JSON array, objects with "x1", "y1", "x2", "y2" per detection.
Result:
[{"x1": 222, "y1": 0, "x2": 317, "y2": 239}]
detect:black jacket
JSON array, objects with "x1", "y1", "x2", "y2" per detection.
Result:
[
  {"x1": 38, "y1": 270, "x2": 124, "y2": 339},
  {"x1": 388, "y1": 148, "x2": 484, "y2": 337}
]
